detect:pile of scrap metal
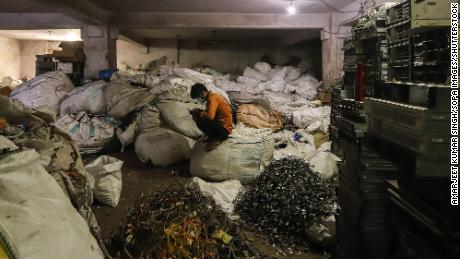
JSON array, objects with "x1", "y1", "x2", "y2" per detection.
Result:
[
  {"x1": 234, "y1": 158, "x2": 337, "y2": 254},
  {"x1": 107, "y1": 184, "x2": 263, "y2": 259}
]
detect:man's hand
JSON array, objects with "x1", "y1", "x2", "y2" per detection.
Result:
[{"x1": 190, "y1": 108, "x2": 203, "y2": 121}]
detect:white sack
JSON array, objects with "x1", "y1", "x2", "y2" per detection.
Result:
[
  {"x1": 137, "y1": 104, "x2": 163, "y2": 133},
  {"x1": 263, "y1": 91, "x2": 295, "y2": 110},
  {"x1": 174, "y1": 67, "x2": 214, "y2": 85},
  {"x1": 104, "y1": 80, "x2": 155, "y2": 119},
  {"x1": 54, "y1": 111, "x2": 115, "y2": 154},
  {"x1": 285, "y1": 67, "x2": 302, "y2": 82},
  {"x1": 277, "y1": 101, "x2": 317, "y2": 116},
  {"x1": 0, "y1": 135, "x2": 18, "y2": 152},
  {"x1": 135, "y1": 128, "x2": 195, "y2": 167},
  {"x1": 253, "y1": 62, "x2": 272, "y2": 75},
  {"x1": 273, "y1": 140, "x2": 340, "y2": 180},
  {"x1": 150, "y1": 76, "x2": 194, "y2": 96},
  {"x1": 11, "y1": 71, "x2": 74, "y2": 113},
  {"x1": 269, "y1": 66, "x2": 288, "y2": 80},
  {"x1": 156, "y1": 100, "x2": 204, "y2": 139},
  {"x1": 215, "y1": 78, "x2": 243, "y2": 92},
  {"x1": 309, "y1": 151, "x2": 340, "y2": 181},
  {"x1": 173, "y1": 67, "x2": 230, "y2": 103},
  {"x1": 243, "y1": 67, "x2": 267, "y2": 82},
  {"x1": 0, "y1": 149, "x2": 104, "y2": 259},
  {"x1": 190, "y1": 126, "x2": 274, "y2": 184},
  {"x1": 60, "y1": 80, "x2": 106, "y2": 115},
  {"x1": 286, "y1": 74, "x2": 322, "y2": 100},
  {"x1": 237, "y1": 76, "x2": 259, "y2": 89},
  {"x1": 258, "y1": 77, "x2": 286, "y2": 92},
  {"x1": 189, "y1": 177, "x2": 243, "y2": 214},
  {"x1": 116, "y1": 119, "x2": 139, "y2": 152},
  {"x1": 85, "y1": 156, "x2": 123, "y2": 207},
  {"x1": 292, "y1": 106, "x2": 331, "y2": 132}
]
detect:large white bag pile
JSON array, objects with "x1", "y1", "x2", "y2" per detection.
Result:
[
  {"x1": 156, "y1": 100, "x2": 204, "y2": 139},
  {"x1": 253, "y1": 62, "x2": 272, "y2": 75},
  {"x1": 0, "y1": 149, "x2": 104, "y2": 259},
  {"x1": 60, "y1": 80, "x2": 106, "y2": 115},
  {"x1": 173, "y1": 67, "x2": 230, "y2": 103},
  {"x1": 285, "y1": 74, "x2": 323, "y2": 100},
  {"x1": 243, "y1": 67, "x2": 267, "y2": 82},
  {"x1": 54, "y1": 111, "x2": 116, "y2": 154},
  {"x1": 11, "y1": 71, "x2": 74, "y2": 113},
  {"x1": 273, "y1": 139, "x2": 340, "y2": 180},
  {"x1": 292, "y1": 106, "x2": 331, "y2": 133},
  {"x1": 85, "y1": 156, "x2": 123, "y2": 207},
  {"x1": 135, "y1": 128, "x2": 195, "y2": 167},
  {"x1": 189, "y1": 126, "x2": 274, "y2": 184},
  {"x1": 263, "y1": 91, "x2": 295, "y2": 110},
  {"x1": 104, "y1": 80, "x2": 155, "y2": 119}
]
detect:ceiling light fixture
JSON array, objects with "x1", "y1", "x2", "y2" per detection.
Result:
[
  {"x1": 287, "y1": 0, "x2": 297, "y2": 15},
  {"x1": 65, "y1": 29, "x2": 81, "y2": 41}
]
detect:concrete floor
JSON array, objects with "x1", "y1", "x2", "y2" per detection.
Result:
[{"x1": 92, "y1": 149, "x2": 326, "y2": 259}]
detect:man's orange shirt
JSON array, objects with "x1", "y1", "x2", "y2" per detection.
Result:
[{"x1": 203, "y1": 92, "x2": 233, "y2": 134}]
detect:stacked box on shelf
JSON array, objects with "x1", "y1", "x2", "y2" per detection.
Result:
[
  {"x1": 342, "y1": 38, "x2": 360, "y2": 95},
  {"x1": 412, "y1": 28, "x2": 450, "y2": 84},
  {"x1": 336, "y1": 137, "x2": 399, "y2": 259},
  {"x1": 387, "y1": 0, "x2": 411, "y2": 81},
  {"x1": 352, "y1": 3, "x2": 393, "y2": 97},
  {"x1": 331, "y1": 90, "x2": 398, "y2": 258},
  {"x1": 365, "y1": 97, "x2": 450, "y2": 177}
]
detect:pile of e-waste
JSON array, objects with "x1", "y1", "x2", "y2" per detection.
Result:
[
  {"x1": 107, "y1": 184, "x2": 263, "y2": 259},
  {"x1": 234, "y1": 158, "x2": 337, "y2": 253}
]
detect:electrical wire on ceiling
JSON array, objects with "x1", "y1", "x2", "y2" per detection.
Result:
[{"x1": 320, "y1": 0, "x2": 373, "y2": 35}]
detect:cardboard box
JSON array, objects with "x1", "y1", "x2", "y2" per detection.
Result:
[{"x1": 318, "y1": 92, "x2": 332, "y2": 103}]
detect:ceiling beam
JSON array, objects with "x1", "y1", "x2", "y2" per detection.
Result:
[
  {"x1": 113, "y1": 13, "x2": 330, "y2": 29},
  {"x1": 32, "y1": 0, "x2": 111, "y2": 25},
  {"x1": 0, "y1": 13, "x2": 82, "y2": 29},
  {"x1": 119, "y1": 30, "x2": 149, "y2": 48}
]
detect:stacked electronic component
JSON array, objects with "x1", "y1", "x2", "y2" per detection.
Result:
[
  {"x1": 333, "y1": 98, "x2": 399, "y2": 259},
  {"x1": 337, "y1": 143, "x2": 398, "y2": 259},
  {"x1": 352, "y1": 4, "x2": 390, "y2": 97},
  {"x1": 412, "y1": 28, "x2": 450, "y2": 83},
  {"x1": 387, "y1": 0, "x2": 411, "y2": 81},
  {"x1": 364, "y1": 1, "x2": 454, "y2": 257},
  {"x1": 331, "y1": 83, "x2": 399, "y2": 258},
  {"x1": 342, "y1": 38, "x2": 359, "y2": 96},
  {"x1": 365, "y1": 95, "x2": 450, "y2": 178}
]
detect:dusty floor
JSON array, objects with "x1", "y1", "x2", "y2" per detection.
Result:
[{"x1": 92, "y1": 149, "x2": 327, "y2": 259}]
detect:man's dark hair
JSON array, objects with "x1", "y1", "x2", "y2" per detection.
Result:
[{"x1": 190, "y1": 83, "x2": 208, "y2": 99}]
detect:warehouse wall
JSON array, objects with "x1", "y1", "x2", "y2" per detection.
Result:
[
  {"x1": 0, "y1": 36, "x2": 21, "y2": 80},
  {"x1": 117, "y1": 39, "x2": 177, "y2": 70},
  {"x1": 117, "y1": 39, "x2": 322, "y2": 79},
  {"x1": 20, "y1": 40, "x2": 61, "y2": 79}
]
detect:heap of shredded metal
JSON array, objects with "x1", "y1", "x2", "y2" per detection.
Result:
[
  {"x1": 108, "y1": 184, "x2": 262, "y2": 259},
  {"x1": 234, "y1": 158, "x2": 336, "y2": 248}
]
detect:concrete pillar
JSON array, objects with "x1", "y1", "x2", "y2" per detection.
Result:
[{"x1": 82, "y1": 25, "x2": 118, "y2": 79}]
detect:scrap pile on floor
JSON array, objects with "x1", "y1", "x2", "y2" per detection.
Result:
[
  {"x1": 108, "y1": 184, "x2": 262, "y2": 259},
  {"x1": 234, "y1": 158, "x2": 336, "y2": 251}
]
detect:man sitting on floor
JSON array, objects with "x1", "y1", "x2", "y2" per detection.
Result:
[{"x1": 189, "y1": 83, "x2": 233, "y2": 151}]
